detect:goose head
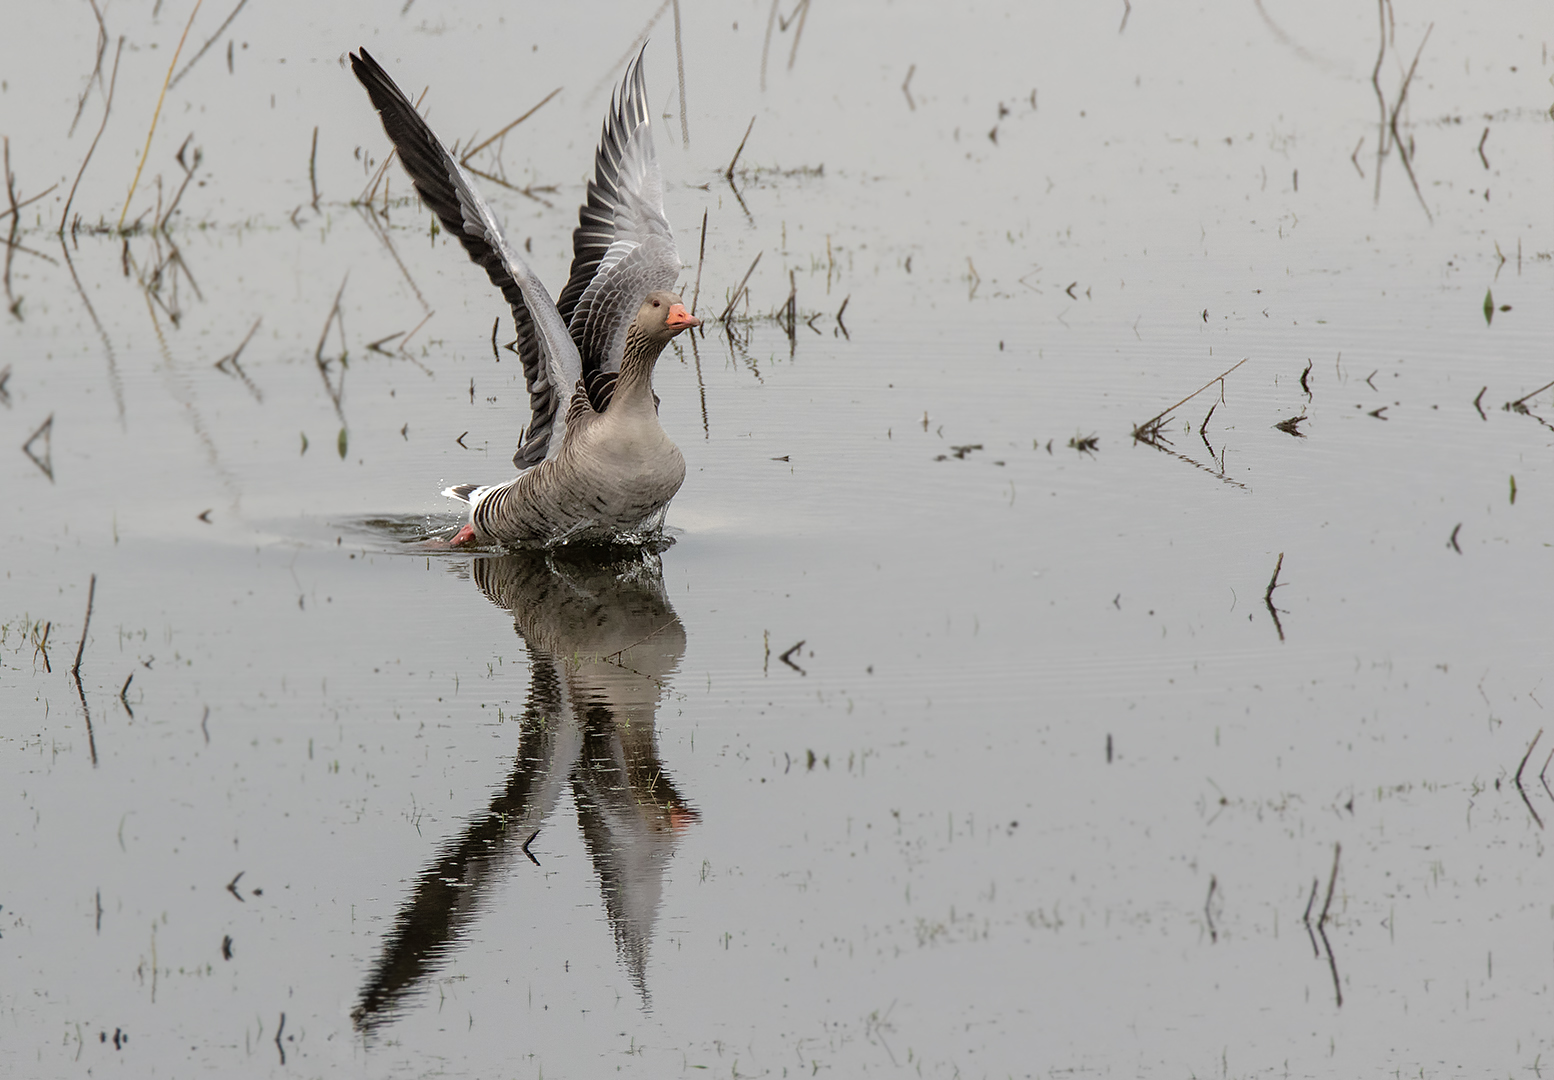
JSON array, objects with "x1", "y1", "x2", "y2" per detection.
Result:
[{"x1": 635, "y1": 291, "x2": 700, "y2": 344}]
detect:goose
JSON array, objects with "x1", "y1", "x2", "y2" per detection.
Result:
[{"x1": 350, "y1": 47, "x2": 699, "y2": 547}]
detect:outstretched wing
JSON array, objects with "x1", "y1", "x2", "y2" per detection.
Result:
[
  {"x1": 351, "y1": 48, "x2": 580, "y2": 468},
  {"x1": 554, "y1": 48, "x2": 682, "y2": 387}
]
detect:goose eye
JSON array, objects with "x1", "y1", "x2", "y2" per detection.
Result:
[{"x1": 652, "y1": 299, "x2": 661, "y2": 307}]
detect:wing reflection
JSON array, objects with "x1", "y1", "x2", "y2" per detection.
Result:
[{"x1": 353, "y1": 548, "x2": 696, "y2": 1033}]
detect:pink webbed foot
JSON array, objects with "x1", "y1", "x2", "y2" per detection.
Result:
[{"x1": 450, "y1": 524, "x2": 477, "y2": 546}]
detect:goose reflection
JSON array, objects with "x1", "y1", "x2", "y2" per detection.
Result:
[{"x1": 353, "y1": 547, "x2": 696, "y2": 1033}]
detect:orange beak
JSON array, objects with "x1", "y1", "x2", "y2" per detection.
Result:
[{"x1": 665, "y1": 302, "x2": 700, "y2": 332}]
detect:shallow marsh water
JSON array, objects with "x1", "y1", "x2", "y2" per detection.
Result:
[{"x1": 2, "y1": 1, "x2": 1552, "y2": 1076}]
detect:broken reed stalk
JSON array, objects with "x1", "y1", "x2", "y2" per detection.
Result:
[
  {"x1": 719, "y1": 250, "x2": 762, "y2": 323},
  {"x1": 118, "y1": 0, "x2": 206, "y2": 232},
  {"x1": 1264, "y1": 552, "x2": 1284, "y2": 605},
  {"x1": 157, "y1": 136, "x2": 201, "y2": 230},
  {"x1": 787, "y1": 0, "x2": 811, "y2": 71},
  {"x1": 726, "y1": 117, "x2": 755, "y2": 181},
  {"x1": 73, "y1": 574, "x2": 99, "y2": 765},
  {"x1": 1264, "y1": 552, "x2": 1286, "y2": 642},
  {"x1": 458, "y1": 86, "x2": 562, "y2": 165},
  {"x1": 587, "y1": 0, "x2": 670, "y2": 105},
  {"x1": 169, "y1": 0, "x2": 250, "y2": 89},
  {"x1": 68, "y1": 0, "x2": 110, "y2": 138},
  {"x1": 1514, "y1": 729, "x2": 1545, "y2": 829},
  {"x1": 397, "y1": 308, "x2": 435, "y2": 354},
  {"x1": 689, "y1": 208, "x2": 707, "y2": 316},
  {"x1": 3, "y1": 138, "x2": 18, "y2": 305},
  {"x1": 1301, "y1": 877, "x2": 1321, "y2": 956},
  {"x1": 1318, "y1": 842, "x2": 1340, "y2": 928},
  {"x1": 1370, "y1": 0, "x2": 1388, "y2": 203},
  {"x1": 314, "y1": 273, "x2": 348, "y2": 364},
  {"x1": 216, "y1": 316, "x2": 262, "y2": 369},
  {"x1": 1387, "y1": 23, "x2": 1435, "y2": 223},
  {"x1": 1204, "y1": 875, "x2": 1218, "y2": 943},
  {"x1": 1133, "y1": 357, "x2": 1249, "y2": 439},
  {"x1": 2, "y1": 184, "x2": 60, "y2": 227},
  {"x1": 1515, "y1": 729, "x2": 1543, "y2": 788},
  {"x1": 309, "y1": 126, "x2": 320, "y2": 210},
  {"x1": 760, "y1": 0, "x2": 779, "y2": 91},
  {"x1": 672, "y1": 0, "x2": 689, "y2": 149},
  {"x1": 72, "y1": 574, "x2": 97, "y2": 680}
]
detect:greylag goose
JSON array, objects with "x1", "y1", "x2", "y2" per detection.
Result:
[{"x1": 350, "y1": 47, "x2": 699, "y2": 547}]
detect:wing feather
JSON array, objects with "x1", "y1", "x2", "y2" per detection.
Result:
[
  {"x1": 350, "y1": 48, "x2": 580, "y2": 467},
  {"x1": 555, "y1": 49, "x2": 682, "y2": 381}
]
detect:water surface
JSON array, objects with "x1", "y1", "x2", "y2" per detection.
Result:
[{"x1": 2, "y1": 1, "x2": 1551, "y2": 1076}]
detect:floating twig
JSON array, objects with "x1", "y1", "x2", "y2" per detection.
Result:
[
  {"x1": 901, "y1": 64, "x2": 916, "y2": 110},
  {"x1": 1447, "y1": 523, "x2": 1462, "y2": 553},
  {"x1": 522, "y1": 830, "x2": 541, "y2": 866},
  {"x1": 1133, "y1": 357, "x2": 1249, "y2": 443},
  {"x1": 1507, "y1": 378, "x2": 1554, "y2": 412},
  {"x1": 120, "y1": 671, "x2": 134, "y2": 717},
  {"x1": 835, "y1": 294, "x2": 850, "y2": 338}
]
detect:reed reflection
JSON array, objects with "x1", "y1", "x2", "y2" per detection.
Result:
[{"x1": 353, "y1": 548, "x2": 696, "y2": 1033}]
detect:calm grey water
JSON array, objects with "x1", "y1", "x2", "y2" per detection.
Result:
[{"x1": 2, "y1": 1, "x2": 1551, "y2": 1076}]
